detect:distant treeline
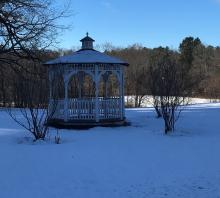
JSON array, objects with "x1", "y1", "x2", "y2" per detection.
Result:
[
  {"x1": 0, "y1": 36, "x2": 219, "y2": 108},
  {"x1": 107, "y1": 37, "x2": 220, "y2": 106}
]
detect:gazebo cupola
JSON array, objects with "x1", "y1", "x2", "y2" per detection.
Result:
[
  {"x1": 45, "y1": 33, "x2": 129, "y2": 127},
  {"x1": 80, "y1": 32, "x2": 94, "y2": 50}
]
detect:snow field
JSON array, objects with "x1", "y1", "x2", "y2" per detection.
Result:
[{"x1": 0, "y1": 103, "x2": 220, "y2": 198}]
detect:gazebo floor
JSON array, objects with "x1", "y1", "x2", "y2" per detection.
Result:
[{"x1": 47, "y1": 118, "x2": 130, "y2": 129}]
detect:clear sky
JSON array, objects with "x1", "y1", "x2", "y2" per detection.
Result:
[{"x1": 57, "y1": 0, "x2": 220, "y2": 50}]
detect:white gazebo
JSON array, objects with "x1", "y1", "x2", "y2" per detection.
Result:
[{"x1": 45, "y1": 33, "x2": 129, "y2": 127}]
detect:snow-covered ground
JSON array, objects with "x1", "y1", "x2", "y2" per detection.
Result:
[{"x1": 0, "y1": 103, "x2": 220, "y2": 198}]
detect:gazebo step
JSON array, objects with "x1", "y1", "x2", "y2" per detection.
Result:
[{"x1": 47, "y1": 118, "x2": 129, "y2": 129}]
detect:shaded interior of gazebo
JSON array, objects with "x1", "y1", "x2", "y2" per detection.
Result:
[{"x1": 45, "y1": 34, "x2": 128, "y2": 127}]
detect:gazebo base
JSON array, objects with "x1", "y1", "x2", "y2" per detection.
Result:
[{"x1": 47, "y1": 118, "x2": 129, "y2": 129}]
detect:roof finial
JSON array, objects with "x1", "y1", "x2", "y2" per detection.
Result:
[{"x1": 86, "y1": 32, "x2": 89, "y2": 37}]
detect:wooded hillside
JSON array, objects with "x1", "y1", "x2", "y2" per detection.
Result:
[{"x1": 0, "y1": 37, "x2": 220, "y2": 108}]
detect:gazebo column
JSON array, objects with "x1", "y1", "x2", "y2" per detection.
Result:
[
  {"x1": 48, "y1": 71, "x2": 53, "y2": 116},
  {"x1": 103, "y1": 72, "x2": 109, "y2": 117},
  {"x1": 64, "y1": 76, "x2": 69, "y2": 122},
  {"x1": 103, "y1": 72, "x2": 109, "y2": 98},
  {"x1": 78, "y1": 72, "x2": 84, "y2": 99},
  {"x1": 49, "y1": 74, "x2": 52, "y2": 100},
  {"x1": 95, "y1": 65, "x2": 100, "y2": 122},
  {"x1": 120, "y1": 67, "x2": 124, "y2": 120}
]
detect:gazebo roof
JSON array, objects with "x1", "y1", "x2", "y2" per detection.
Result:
[
  {"x1": 45, "y1": 33, "x2": 129, "y2": 66},
  {"x1": 45, "y1": 49, "x2": 129, "y2": 66},
  {"x1": 80, "y1": 35, "x2": 95, "y2": 42}
]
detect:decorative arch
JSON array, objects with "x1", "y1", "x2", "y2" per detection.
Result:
[
  {"x1": 98, "y1": 70, "x2": 120, "y2": 83},
  {"x1": 64, "y1": 70, "x2": 95, "y2": 85},
  {"x1": 67, "y1": 71, "x2": 95, "y2": 99},
  {"x1": 99, "y1": 71, "x2": 121, "y2": 98}
]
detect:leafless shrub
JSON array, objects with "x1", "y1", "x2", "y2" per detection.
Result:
[
  {"x1": 6, "y1": 61, "x2": 64, "y2": 141},
  {"x1": 55, "y1": 129, "x2": 61, "y2": 144},
  {"x1": 148, "y1": 47, "x2": 189, "y2": 134}
]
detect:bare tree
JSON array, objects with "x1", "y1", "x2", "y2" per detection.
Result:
[
  {"x1": 0, "y1": 0, "x2": 71, "y2": 91},
  {"x1": 1, "y1": 0, "x2": 71, "y2": 140},
  {"x1": 148, "y1": 62, "x2": 162, "y2": 118},
  {"x1": 7, "y1": 63, "x2": 47, "y2": 140},
  {"x1": 0, "y1": 0, "x2": 71, "y2": 62},
  {"x1": 152, "y1": 96, "x2": 162, "y2": 118},
  {"x1": 7, "y1": 62, "x2": 63, "y2": 141},
  {"x1": 148, "y1": 47, "x2": 188, "y2": 134}
]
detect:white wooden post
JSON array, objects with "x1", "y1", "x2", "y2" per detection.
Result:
[
  {"x1": 79, "y1": 83, "x2": 82, "y2": 99},
  {"x1": 104, "y1": 73, "x2": 109, "y2": 98},
  {"x1": 95, "y1": 65, "x2": 99, "y2": 122},
  {"x1": 49, "y1": 73, "x2": 52, "y2": 100},
  {"x1": 120, "y1": 66, "x2": 124, "y2": 120},
  {"x1": 48, "y1": 69, "x2": 53, "y2": 117},
  {"x1": 78, "y1": 72, "x2": 84, "y2": 99},
  {"x1": 122, "y1": 67, "x2": 125, "y2": 118},
  {"x1": 64, "y1": 76, "x2": 69, "y2": 122},
  {"x1": 78, "y1": 72, "x2": 83, "y2": 118},
  {"x1": 103, "y1": 72, "x2": 109, "y2": 118}
]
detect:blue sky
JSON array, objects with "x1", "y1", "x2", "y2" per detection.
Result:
[{"x1": 57, "y1": 0, "x2": 220, "y2": 50}]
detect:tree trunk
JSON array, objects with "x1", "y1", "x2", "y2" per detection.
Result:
[{"x1": 155, "y1": 106, "x2": 162, "y2": 118}]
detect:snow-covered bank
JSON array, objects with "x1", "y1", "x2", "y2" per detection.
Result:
[
  {"x1": 0, "y1": 103, "x2": 220, "y2": 198},
  {"x1": 125, "y1": 95, "x2": 220, "y2": 107}
]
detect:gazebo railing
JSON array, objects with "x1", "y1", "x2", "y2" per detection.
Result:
[
  {"x1": 49, "y1": 97, "x2": 122, "y2": 121},
  {"x1": 99, "y1": 97, "x2": 121, "y2": 119},
  {"x1": 69, "y1": 98, "x2": 95, "y2": 120}
]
